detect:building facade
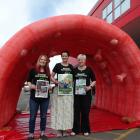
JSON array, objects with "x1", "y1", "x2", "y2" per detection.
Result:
[{"x1": 88, "y1": 0, "x2": 140, "y2": 47}]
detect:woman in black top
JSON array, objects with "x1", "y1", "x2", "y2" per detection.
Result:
[
  {"x1": 71, "y1": 54, "x2": 96, "y2": 136},
  {"x1": 50, "y1": 51, "x2": 74, "y2": 136},
  {"x1": 27, "y1": 55, "x2": 50, "y2": 140}
]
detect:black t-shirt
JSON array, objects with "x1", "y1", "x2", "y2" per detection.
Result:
[
  {"x1": 74, "y1": 66, "x2": 96, "y2": 95},
  {"x1": 53, "y1": 63, "x2": 74, "y2": 76},
  {"x1": 27, "y1": 68, "x2": 50, "y2": 101}
]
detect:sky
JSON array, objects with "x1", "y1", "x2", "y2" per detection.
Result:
[
  {"x1": 0, "y1": 0, "x2": 98, "y2": 47},
  {"x1": 0, "y1": 0, "x2": 98, "y2": 69}
]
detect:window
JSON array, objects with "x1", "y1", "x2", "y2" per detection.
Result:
[
  {"x1": 114, "y1": 5, "x2": 121, "y2": 19},
  {"x1": 121, "y1": 0, "x2": 130, "y2": 14},
  {"x1": 102, "y1": 0, "x2": 130, "y2": 23},
  {"x1": 102, "y1": 2, "x2": 113, "y2": 23},
  {"x1": 107, "y1": 13, "x2": 113, "y2": 23},
  {"x1": 107, "y1": 2, "x2": 113, "y2": 14},
  {"x1": 114, "y1": 0, "x2": 121, "y2": 8},
  {"x1": 114, "y1": 0, "x2": 130, "y2": 19},
  {"x1": 102, "y1": 8, "x2": 107, "y2": 19}
]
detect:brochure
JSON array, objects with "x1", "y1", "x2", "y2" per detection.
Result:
[
  {"x1": 75, "y1": 78, "x2": 86, "y2": 95},
  {"x1": 58, "y1": 74, "x2": 73, "y2": 95},
  {"x1": 35, "y1": 80, "x2": 49, "y2": 98}
]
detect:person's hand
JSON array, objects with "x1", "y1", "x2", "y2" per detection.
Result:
[
  {"x1": 48, "y1": 85, "x2": 53, "y2": 93},
  {"x1": 84, "y1": 86, "x2": 92, "y2": 92},
  {"x1": 30, "y1": 84, "x2": 36, "y2": 90},
  {"x1": 54, "y1": 80, "x2": 60, "y2": 85},
  {"x1": 48, "y1": 85, "x2": 52, "y2": 90}
]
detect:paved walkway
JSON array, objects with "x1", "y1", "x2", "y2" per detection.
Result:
[
  {"x1": 18, "y1": 90, "x2": 140, "y2": 140},
  {"x1": 49, "y1": 128, "x2": 140, "y2": 140}
]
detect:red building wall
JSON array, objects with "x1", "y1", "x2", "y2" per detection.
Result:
[
  {"x1": 89, "y1": 0, "x2": 140, "y2": 28},
  {"x1": 88, "y1": 0, "x2": 140, "y2": 47}
]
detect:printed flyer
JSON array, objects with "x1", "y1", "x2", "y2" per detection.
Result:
[
  {"x1": 35, "y1": 80, "x2": 49, "y2": 98},
  {"x1": 58, "y1": 74, "x2": 73, "y2": 95},
  {"x1": 75, "y1": 78, "x2": 86, "y2": 95}
]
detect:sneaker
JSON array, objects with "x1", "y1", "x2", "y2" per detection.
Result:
[
  {"x1": 62, "y1": 131, "x2": 69, "y2": 137},
  {"x1": 57, "y1": 131, "x2": 63, "y2": 137},
  {"x1": 84, "y1": 132, "x2": 89, "y2": 136},
  {"x1": 71, "y1": 132, "x2": 76, "y2": 136},
  {"x1": 40, "y1": 135, "x2": 48, "y2": 140}
]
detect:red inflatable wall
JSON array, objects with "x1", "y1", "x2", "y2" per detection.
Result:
[{"x1": 0, "y1": 15, "x2": 140, "y2": 128}]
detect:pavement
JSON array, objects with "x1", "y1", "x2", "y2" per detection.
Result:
[
  {"x1": 49, "y1": 128, "x2": 140, "y2": 140},
  {"x1": 17, "y1": 89, "x2": 140, "y2": 140}
]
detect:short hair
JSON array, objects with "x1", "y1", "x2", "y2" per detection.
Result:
[
  {"x1": 77, "y1": 54, "x2": 86, "y2": 60},
  {"x1": 61, "y1": 51, "x2": 70, "y2": 56}
]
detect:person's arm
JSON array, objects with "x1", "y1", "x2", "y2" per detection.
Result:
[
  {"x1": 27, "y1": 69, "x2": 36, "y2": 90},
  {"x1": 85, "y1": 81, "x2": 96, "y2": 92},
  {"x1": 85, "y1": 67, "x2": 96, "y2": 92},
  {"x1": 70, "y1": 64, "x2": 75, "y2": 83},
  {"x1": 50, "y1": 71, "x2": 59, "y2": 85},
  {"x1": 27, "y1": 82, "x2": 36, "y2": 90},
  {"x1": 90, "y1": 81, "x2": 96, "y2": 88}
]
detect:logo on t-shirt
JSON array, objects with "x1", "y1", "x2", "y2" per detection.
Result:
[
  {"x1": 75, "y1": 73, "x2": 87, "y2": 78},
  {"x1": 61, "y1": 68, "x2": 72, "y2": 73},
  {"x1": 35, "y1": 74, "x2": 48, "y2": 80}
]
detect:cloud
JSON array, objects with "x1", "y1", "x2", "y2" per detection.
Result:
[
  {"x1": 0, "y1": 0, "x2": 98, "y2": 47},
  {"x1": 0, "y1": 0, "x2": 30, "y2": 46},
  {"x1": 54, "y1": 0, "x2": 97, "y2": 15},
  {"x1": 28, "y1": 0, "x2": 57, "y2": 21},
  {"x1": 28, "y1": 0, "x2": 98, "y2": 21}
]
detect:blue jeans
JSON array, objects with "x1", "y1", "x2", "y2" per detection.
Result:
[{"x1": 29, "y1": 98, "x2": 49, "y2": 133}]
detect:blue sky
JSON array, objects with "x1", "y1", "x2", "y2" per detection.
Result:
[
  {"x1": 28, "y1": 0, "x2": 97, "y2": 21},
  {"x1": 0, "y1": 0, "x2": 98, "y2": 47}
]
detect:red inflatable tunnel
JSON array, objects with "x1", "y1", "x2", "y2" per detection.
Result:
[{"x1": 0, "y1": 15, "x2": 140, "y2": 128}]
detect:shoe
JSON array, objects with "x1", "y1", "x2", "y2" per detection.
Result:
[
  {"x1": 71, "y1": 132, "x2": 76, "y2": 136},
  {"x1": 62, "y1": 131, "x2": 68, "y2": 137},
  {"x1": 40, "y1": 135, "x2": 48, "y2": 140},
  {"x1": 84, "y1": 132, "x2": 89, "y2": 136},
  {"x1": 27, "y1": 136, "x2": 34, "y2": 140},
  {"x1": 57, "y1": 131, "x2": 63, "y2": 137}
]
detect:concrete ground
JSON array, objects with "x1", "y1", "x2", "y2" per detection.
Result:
[
  {"x1": 49, "y1": 128, "x2": 140, "y2": 140},
  {"x1": 17, "y1": 89, "x2": 140, "y2": 140}
]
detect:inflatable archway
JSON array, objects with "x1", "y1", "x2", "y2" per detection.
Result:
[{"x1": 0, "y1": 15, "x2": 140, "y2": 128}]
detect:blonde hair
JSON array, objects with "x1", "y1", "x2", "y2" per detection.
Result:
[{"x1": 77, "y1": 54, "x2": 86, "y2": 60}]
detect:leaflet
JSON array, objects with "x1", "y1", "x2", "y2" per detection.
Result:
[
  {"x1": 58, "y1": 74, "x2": 73, "y2": 95},
  {"x1": 35, "y1": 80, "x2": 49, "y2": 98},
  {"x1": 75, "y1": 78, "x2": 86, "y2": 95}
]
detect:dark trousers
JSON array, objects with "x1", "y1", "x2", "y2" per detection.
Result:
[
  {"x1": 29, "y1": 98, "x2": 49, "y2": 133},
  {"x1": 72, "y1": 94, "x2": 92, "y2": 134}
]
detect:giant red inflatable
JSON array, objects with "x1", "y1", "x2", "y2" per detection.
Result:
[{"x1": 0, "y1": 15, "x2": 140, "y2": 128}]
